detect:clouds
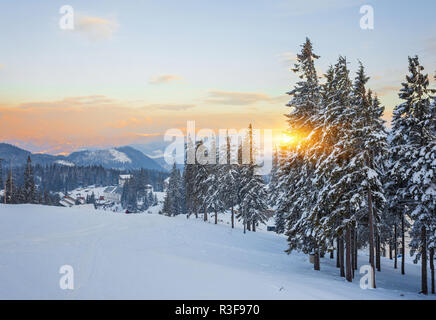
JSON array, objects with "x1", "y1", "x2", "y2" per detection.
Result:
[
  {"x1": 205, "y1": 90, "x2": 287, "y2": 106},
  {"x1": 152, "y1": 104, "x2": 195, "y2": 111},
  {"x1": 149, "y1": 74, "x2": 184, "y2": 84},
  {"x1": 75, "y1": 14, "x2": 119, "y2": 41},
  {"x1": 0, "y1": 92, "x2": 286, "y2": 154}
]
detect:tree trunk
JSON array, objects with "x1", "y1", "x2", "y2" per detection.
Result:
[
  {"x1": 314, "y1": 248, "x2": 320, "y2": 271},
  {"x1": 376, "y1": 232, "x2": 381, "y2": 272},
  {"x1": 351, "y1": 227, "x2": 355, "y2": 277},
  {"x1": 204, "y1": 205, "x2": 207, "y2": 222},
  {"x1": 195, "y1": 206, "x2": 198, "y2": 219},
  {"x1": 252, "y1": 220, "x2": 256, "y2": 232},
  {"x1": 421, "y1": 226, "x2": 428, "y2": 295},
  {"x1": 389, "y1": 241, "x2": 392, "y2": 260},
  {"x1": 401, "y1": 215, "x2": 405, "y2": 275},
  {"x1": 430, "y1": 247, "x2": 435, "y2": 294},
  {"x1": 367, "y1": 187, "x2": 376, "y2": 288},
  {"x1": 346, "y1": 226, "x2": 352, "y2": 282},
  {"x1": 340, "y1": 237, "x2": 345, "y2": 278},
  {"x1": 330, "y1": 240, "x2": 334, "y2": 259},
  {"x1": 247, "y1": 220, "x2": 251, "y2": 231},
  {"x1": 214, "y1": 210, "x2": 218, "y2": 224},
  {"x1": 354, "y1": 227, "x2": 358, "y2": 271},
  {"x1": 336, "y1": 238, "x2": 340, "y2": 268},
  {"x1": 394, "y1": 224, "x2": 398, "y2": 269},
  {"x1": 231, "y1": 204, "x2": 234, "y2": 229}
]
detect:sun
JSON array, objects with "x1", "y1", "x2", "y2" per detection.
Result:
[{"x1": 279, "y1": 133, "x2": 300, "y2": 146}]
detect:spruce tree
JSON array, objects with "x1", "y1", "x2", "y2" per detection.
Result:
[
  {"x1": 218, "y1": 131, "x2": 239, "y2": 228},
  {"x1": 390, "y1": 56, "x2": 435, "y2": 294},
  {"x1": 24, "y1": 156, "x2": 36, "y2": 203},
  {"x1": 238, "y1": 124, "x2": 268, "y2": 233},
  {"x1": 278, "y1": 38, "x2": 323, "y2": 269}
]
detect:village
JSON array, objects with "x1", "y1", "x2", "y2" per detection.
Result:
[{"x1": 58, "y1": 174, "x2": 157, "y2": 213}]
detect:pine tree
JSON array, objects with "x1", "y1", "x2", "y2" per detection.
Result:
[
  {"x1": 24, "y1": 156, "x2": 36, "y2": 203},
  {"x1": 5, "y1": 168, "x2": 15, "y2": 204},
  {"x1": 238, "y1": 124, "x2": 268, "y2": 233},
  {"x1": 218, "y1": 131, "x2": 239, "y2": 228},
  {"x1": 390, "y1": 56, "x2": 435, "y2": 294},
  {"x1": 193, "y1": 140, "x2": 211, "y2": 222},
  {"x1": 277, "y1": 38, "x2": 324, "y2": 270},
  {"x1": 162, "y1": 163, "x2": 183, "y2": 216}
]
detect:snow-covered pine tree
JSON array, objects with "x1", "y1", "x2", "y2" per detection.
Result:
[
  {"x1": 24, "y1": 156, "x2": 36, "y2": 203},
  {"x1": 218, "y1": 131, "x2": 239, "y2": 228},
  {"x1": 238, "y1": 124, "x2": 268, "y2": 233},
  {"x1": 269, "y1": 145, "x2": 288, "y2": 234},
  {"x1": 163, "y1": 162, "x2": 183, "y2": 216},
  {"x1": 309, "y1": 58, "x2": 387, "y2": 282},
  {"x1": 204, "y1": 137, "x2": 224, "y2": 224},
  {"x1": 390, "y1": 56, "x2": 436, "y2": 294},
  {"x1": 347, "y1": 66, "x2": 387, "y2": 281},
  {"x1": 308, "y1": 56, "x2": 356, "y2": 277},
  {"x1": 278, "y1": 38, "x2": 323, "y2": 269},
  {"x1": 184, "y1": 137, "x2": 198, "y2": 217},
  {"x1": 5, "y1": 168, "x2": 16, "y2": 204},
  {"x1": 193, "y1": 140, "x2": 211, "y2": 222}
]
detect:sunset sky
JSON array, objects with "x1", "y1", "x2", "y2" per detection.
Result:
[{"x1": 0, "y1": 0, "x2": 435, "y2": 154}]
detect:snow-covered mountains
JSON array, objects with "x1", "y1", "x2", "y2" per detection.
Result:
[{"x1": 0, "y1": 143, "x2": 165, "y2": 171}]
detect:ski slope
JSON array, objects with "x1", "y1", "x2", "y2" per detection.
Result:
[{"x1": 0, "y1": 204, "x2": 434, "y2": 300}]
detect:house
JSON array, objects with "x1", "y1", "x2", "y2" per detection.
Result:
[
  {"x1": 103, "y1": 186, "x2": 123, "y2": 202},
  {"x1": 76, "y1": 197, "x2": 86, "y2": 205},
  {"x1": 119, "y1": 174, "x2": 132, "y2": 187},
  {"x1": 59, "y1": 196, "x2": 76, "y2": 207}
]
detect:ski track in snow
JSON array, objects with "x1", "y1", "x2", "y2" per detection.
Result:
[{"x1": 0, "y1": 204, "x2": 434, "y2": 300}]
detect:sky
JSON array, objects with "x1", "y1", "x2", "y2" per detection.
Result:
[{"x1": 0, "y1": 0, "x2": 435, "y2": 154}]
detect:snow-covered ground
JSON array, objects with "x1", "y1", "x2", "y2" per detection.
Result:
[{"x1": 0, "y1": 204, "x2": 434, "y2": 300}]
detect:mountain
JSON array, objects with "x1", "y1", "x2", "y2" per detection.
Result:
[
  {"x1": 129, "y1": 141, "x2": 184, "y2": 172},
  {"x1": 0, "y1": 143, "x2": 165, "y2": 171},
  {"x1": 67, "y1": 146, "x2": 164, "y2": 171}
]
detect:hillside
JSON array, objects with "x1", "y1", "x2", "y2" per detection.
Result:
[
  {"x1": 0, "y1": 143, "x2": 164, "y2": 171},
  {"x1": 0, "y1": 204, "x2": 433, "y2": 300}
]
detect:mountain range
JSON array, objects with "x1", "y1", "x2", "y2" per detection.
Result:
[{"x1": 0, "y1": 143, "x2": 165, "y2": 172}]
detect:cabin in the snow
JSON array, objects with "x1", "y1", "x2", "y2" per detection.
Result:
[{"x1": 59, "y1": 196, "x2": 76, "y2": 207}]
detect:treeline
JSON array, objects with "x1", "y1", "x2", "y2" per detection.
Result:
[
  {"x1": 121, "y1": 169, "x2": 161, "y2": 212},
  {"x1": 269, "y1": 39, "x2": 435, "y2": 294},
  {"x1": 162, "y1": 125, "x2": 269, "y2": 233},
  {"x1": 0, "y1": 157, "x2": 168, "y2": 208},
  {"x1": 0, "y1": 156, "x2": 61, "y2": 206}
]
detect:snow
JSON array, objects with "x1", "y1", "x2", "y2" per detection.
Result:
[
  {"x1": 109, "y1": 149, "x2": 131, "y2": 163},
  {"x1": 54, "y1": 160, "x2": 75, "y2": 167},
  {"x1": 61, "y1": 186, "x2": 108, "y2": 199},
  {"x1": 0, "y1": 204, "x2": 434, "y2": 300}
]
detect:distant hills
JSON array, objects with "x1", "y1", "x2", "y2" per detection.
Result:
[{"x1": 0, "y1": 143, "x2": 165, "y2": 172}]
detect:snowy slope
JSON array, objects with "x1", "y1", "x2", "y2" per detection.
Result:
[{"x1": 0, "y1": 204, "x2": 434, "y2": 300}]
